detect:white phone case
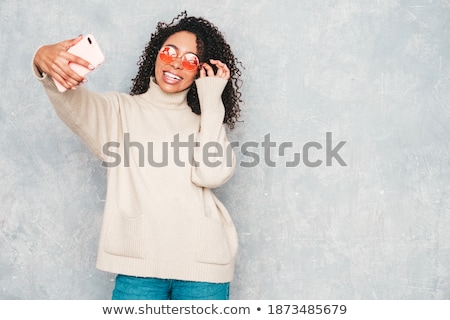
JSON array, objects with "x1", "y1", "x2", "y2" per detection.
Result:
[{"x1": 54, "y1": 34, "x2": 105, "y2": 92}]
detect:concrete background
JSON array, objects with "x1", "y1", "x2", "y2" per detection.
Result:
[{"x1": 1, "y1": 0, "x2": 449, "y2": 299}]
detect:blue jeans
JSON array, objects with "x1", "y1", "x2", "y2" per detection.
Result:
[{"x1": 112, "y1": 274, "x2": 230, "y2": 300}]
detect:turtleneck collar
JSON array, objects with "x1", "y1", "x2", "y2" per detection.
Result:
[{"x1": 140, "y1": 77, "x2": 190, "y2": 110}]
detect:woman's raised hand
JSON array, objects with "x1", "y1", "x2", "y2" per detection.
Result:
[
  {"x1": 34, "y1": 35, "x2": 94, "y2": 90},
  {"x1": 199, "y1": 59, "x2": 230, "y2": 80}
]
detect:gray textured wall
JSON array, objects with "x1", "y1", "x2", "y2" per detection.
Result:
[{"x1": 1, "y1": 0, "x2": 449, "y2": 299}]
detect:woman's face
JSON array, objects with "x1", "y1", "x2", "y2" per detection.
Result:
[{"x1": 155, "y1": 31, "x2": 199, "y2": 93}]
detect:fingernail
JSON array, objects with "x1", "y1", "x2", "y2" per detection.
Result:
[{"x1": 88, "y1": 64, "x2": 95, "y2": 70}]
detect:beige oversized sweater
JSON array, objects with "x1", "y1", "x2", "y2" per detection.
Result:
[{"x1": 33, "y1": 64, "x2": 238, "y2": 283}]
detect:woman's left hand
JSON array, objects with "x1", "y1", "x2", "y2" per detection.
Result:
[{"x1": 199, "y1": 59, "x2": 230, "y2": 80}]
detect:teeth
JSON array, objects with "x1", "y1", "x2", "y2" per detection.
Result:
[{"x1": 164, "y1": 72, "x2": 182, "y2": 81}]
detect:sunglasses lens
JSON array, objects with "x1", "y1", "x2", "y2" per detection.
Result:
[
  {"x1": 159, "y1": 46, "x2": 176, "y2": 64},
  {"x1": 182, "y1": 54, "x2": 200, "y2": 71}
]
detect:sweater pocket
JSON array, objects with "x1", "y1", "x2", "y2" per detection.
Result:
[
  {"x1": 195, "y1": 216, "x2": 238, "y2": 265},
  {"x1": 103, "y1": 206, "x2": 144, "y2": 259}
]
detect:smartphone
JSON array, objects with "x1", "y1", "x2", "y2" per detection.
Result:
[{"x1": 54, "y1": 34, "x2": 105, "y2": 92}]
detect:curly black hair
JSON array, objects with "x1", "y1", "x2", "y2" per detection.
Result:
[{"x1": 130, "y1": 11, "x2": 243, "y2": 129}]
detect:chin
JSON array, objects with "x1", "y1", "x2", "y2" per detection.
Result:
[
  {"x1": 156, "y1": 79, "x2": 191, "y2": 94},
  {"x1": 159, "y1": 83, "x2": 186, "y2": 93}
]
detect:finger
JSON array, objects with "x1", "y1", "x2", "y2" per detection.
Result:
[
  {"x1": 210, "y1": 59, "x2": 230, "y2": 79},
  {"x1": 199, "y1": 64, "x2": 207, "y2": 78},
  {"x1": 51, "y1": 66, "x2": 77, "y2": 90},
  {"x1": 60, "y1": 35, "x2": 83, "y2": 50},
  {"x1": 53, "y1": 54, "x2": 85, "y2": 85},
  {"x1": 68, "y1": 35, "x2": 83, "y2": 46},
  {"x1": 67, "y1": 52, "x2": 95, "y2": 73},
  {"x1": 51, "y1": 69, "x2": 72, "y2": 90},
  {"x1": 54, "y1": 57, "x2": 90, "y2": 89},
  {"x1": 201, "y1": 63, "x2": 215, "y2": 77},
  {"x1": 50, "y1": 60, "x2": 79, "y2": 89},
  {"x1": 221, "y1": 64, "x2": 230, "y2": 79}
]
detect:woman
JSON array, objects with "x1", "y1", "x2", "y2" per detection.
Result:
[{"x1": 32, "y1": 11, "x2": 243, "y2": 300}]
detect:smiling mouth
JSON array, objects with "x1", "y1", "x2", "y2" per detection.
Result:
[{"x1": 163, "y1": 71, "x2": 183, "y2": 82}]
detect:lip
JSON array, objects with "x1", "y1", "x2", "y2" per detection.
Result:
[{"x1": 162, "y1": 71, "x2": 183, "y2": 84}]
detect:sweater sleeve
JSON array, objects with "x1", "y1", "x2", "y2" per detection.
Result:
[
  {"x1": 191, "y1": 77, "x2": 236, "y2": 188},
  {"x1": 32, "y1": 59, "x2": 120, "y2": 161}
]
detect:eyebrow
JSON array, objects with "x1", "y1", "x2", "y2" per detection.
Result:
[{"x1": 165, "y1": 44, "x2": 198, "y2": 57}]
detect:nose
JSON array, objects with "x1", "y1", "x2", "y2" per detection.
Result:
[{"x1": 170, "y1": 56, "x2": 183, "y2": 69}]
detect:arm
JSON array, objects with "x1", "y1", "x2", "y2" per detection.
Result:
[
  {"x1": 191, "y1": 61, "x2": 236, "y2": 188},
  {"x1": 32, "y1": 37, "x2": 120, "y2": 160}
]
